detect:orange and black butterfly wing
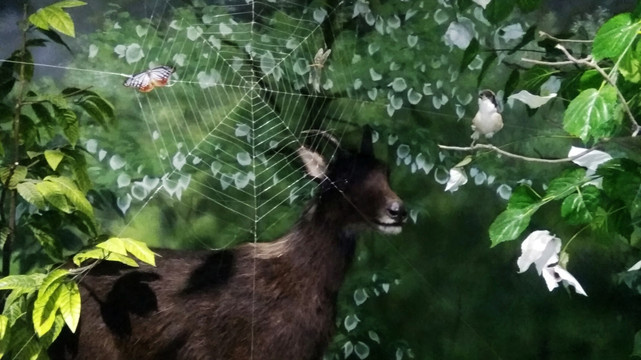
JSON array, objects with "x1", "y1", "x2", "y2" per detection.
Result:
[
  {"x1": 149, "y1": 66, "x2": 174, "y2": 88},
  {"x1": 124, "y1": 71, "x2": 153, "y2": 92}
]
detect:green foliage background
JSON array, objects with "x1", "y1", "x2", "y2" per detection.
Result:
[{"x1": 3, "y1": 0, "x2": 641, "y2": 359}]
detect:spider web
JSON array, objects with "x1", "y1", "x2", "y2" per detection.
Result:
[{"x1": 79, "y1": 0, "x2": 377, "y2": 247}]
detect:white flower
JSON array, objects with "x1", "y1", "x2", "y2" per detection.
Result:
[
  {"x1": 445, "y1": 167, "x2": 468, "y2": 192},
  {"x1": 517, "y1": 230, "x2": 587, "y2": 296},
  {"x1": 517, "y1": 230, "x2": 561, "y2": 274}
]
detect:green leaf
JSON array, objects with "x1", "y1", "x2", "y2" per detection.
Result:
[
  {"x1": 17, "y1": 181, "x2": 46, "y2": 209},
  {"x1": 30, "y1": 6, "x2": 76, "y2": 37},
  {"x1": 45, "y1": 176, "x2": 93, "y2": 218},
  {"x1": 30, "y1": 226, "x2": 63, "y2": 260},
  {"x1": 485, "y1": 0, "x2": 514, "y2": 24},
  {"x1": 28, "y1": 11, "x2": 50, "y2": 31},
  {"x1": 0, "y1": 61, "x2": 15, "y2": 100},
  {"x1": 633, "y1": 329, "x2": 641, "y2": 358},
  {"x1": 592, "y1": 13, "x2": 641, "y2": 61},
  {"x1": 516, "y1": 0, "x2": 541, "y2": 12},
  {"x1": 36, "y1": 180, "x2": 72, "y2": 213},
  {"x1": 32, "y1": 270, "x2": 68, "y2": 337},
  {"x1": 54, "y1": 107, "x2": 79, "y2": 146},
  {"x1": 508, "y1": 25, "x2": 536, "y2": 55},
  {"x1": 37, "y1": 316, "x2": 65, "y2": 349},
  {"x1": 519, "y1": 66, "x2": 560, "y2": 94},
  {"x1": 0, "y1": 273, "x2": 45, "y2": 292},
  {"x1": 44, "y1": 149, "x2": 65, "y2": 171},
  {"x1": 508, "y1": 185, "x2": 541, "y2": 209},
  {"x1": 560, "y1": 185, "x2": 600, "y2": 224},
  {"x1": 0, "y1": 314, "x2": 8, "y2": 357},
  {"x1": 97, "y1": 237, "x2": 156, "y2": 266},
  {"x1": 477, "y1": 53, "x2": 497, "y2": 85},
  {"x1": 64, "y1": 149, "x2": 92, "y2": 192},
  {"x1": 78, "y1": 95, "x2": 114, "y2": 128},
  {"x1": 504, "y1": 69, "x2": 520, "y2": 97},
  {"x1": 563, "y1": 86, "x2": 621, "y2": 143},
  {"x1": 0, "y1": 165, "x2": 27, "y2": 189},
  {"x1": 57, "y1": 281, "x2": 81, "y2": 333},
  {"x1": 489, "y1": 208, "x2": 534, "y2": 246},
  {"x1": 620, "y1": 40, "x2": 641, "y2": 83},
  {"x1": 544, "y1": 169, "x2": 586, "y2": 200},
  {"x1": 36, "y1": 28, "x2": 72, "y2": 52},
  {"x1": 52, "y1": 0, "x2": 86, "y2": 8},
  {"x1": 459, "y1": 38, "x2": 479, "y2": 73},
  {"x1": 31, "y1": 102, "x2": 56, "y2": 136},
  {"x1": 73, "y1": 248, "x2": 139, "y2": 267}
]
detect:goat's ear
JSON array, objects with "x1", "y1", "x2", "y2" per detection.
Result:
[
  {"x1": 298, "y1": 146, "x2": 327, "y2": 180},
  {"x1": 360, "y1": 126, "x2": 373, "y2": 156}
]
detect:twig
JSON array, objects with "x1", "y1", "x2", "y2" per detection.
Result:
[
  {"x1": 522, "y1": 44, "x2": 641, "y2": 137},
  {"x1": 539, "y1": 31, "x2": 593, "y2": 44},
  {"x1": 437, "y1": 143, "x2": 596, "y2": 164}
]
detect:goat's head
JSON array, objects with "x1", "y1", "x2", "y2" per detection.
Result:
[{"x1": 298, "y1": 128, "x2": 406, "y2": 234}]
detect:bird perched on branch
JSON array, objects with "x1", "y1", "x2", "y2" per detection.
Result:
[{"x1": 471, "y1": 89, "x2": 503, "y2": 142}]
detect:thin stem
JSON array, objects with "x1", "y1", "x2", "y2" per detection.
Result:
[
  {"x1": 437, "y1": 143, "x2": 596, "y2": 164},
  {"x1": 538, "y1": 31, "x2": 593, "y2": 43},
  {"x1": 3, "y1": 6, "x2": 29, "y2": 277}
]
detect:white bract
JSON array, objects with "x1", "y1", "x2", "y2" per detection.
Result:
[
  {"x1": 445, "y1": 167, "x2": 467, "y2": 192},
  {"x1": 517, "y1": 230, "x2": 587, "y2": 296},
  {"x1": 443, "y1": 20, "x2": 474, "y2": 49},
  {"x1": 568, "y1": 146, "x2": 613, "y2": 188},
  {"x1": 508, "y1": 90, "x2": 557, "y2": 109}
]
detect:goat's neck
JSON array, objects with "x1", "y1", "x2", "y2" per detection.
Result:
[{"x1": 281, "y1": 204, "x2": 358, "y2": 292}]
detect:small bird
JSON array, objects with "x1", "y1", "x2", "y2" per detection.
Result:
[{"x1": 471, "y1": 89, "x2": 503, "y2": 142}]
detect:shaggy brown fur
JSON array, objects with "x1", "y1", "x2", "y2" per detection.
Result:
[{"x1": 49, "y1": 135, "x2": 406, "y2": 360}]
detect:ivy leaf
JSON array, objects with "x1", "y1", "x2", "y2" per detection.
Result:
[
  {"x1": 563, "y1": 86, "x2": 620, "y2": 143},
  {"x1": 489, "y1": 208, "x2": 534, "y2": 246},
  {"x1": 560, "y1": 185, "x2": 600, "y2": 224},
  {"x1": 57, "y1": 281, "x2": 81, "y2": 333},
  {"x1": 44, "y1": 149, "x2": 65, "y2": 171},
  {"x1": 592, "y1": 12, "x2": 641, "y2": 61},
  {"x1": 544, "y1": 169, "x2": 586, "y2": 200}
]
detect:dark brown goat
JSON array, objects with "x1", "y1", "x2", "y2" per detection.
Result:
[{"x1": 49, "y1": 130, "x2": 406, "y2": 360}]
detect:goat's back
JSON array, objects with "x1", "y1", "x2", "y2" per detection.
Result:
[{"x1": 50, "y1": 245, "x2": 337, "y2": 360}]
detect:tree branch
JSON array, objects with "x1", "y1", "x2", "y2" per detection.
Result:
[{"x1": 437, "y1": 143, "x2": 596, "y2": 164}]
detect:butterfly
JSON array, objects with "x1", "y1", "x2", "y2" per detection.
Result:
[
  {"x1": 123, "y1": 65, "x2": 175, "y2": 92},
  {"x1": 308, "y1": 48, "x2": 331, "y2": 93}
]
